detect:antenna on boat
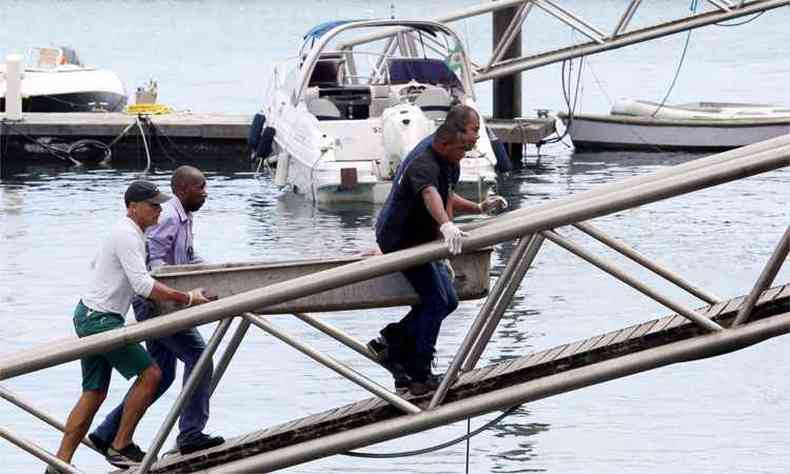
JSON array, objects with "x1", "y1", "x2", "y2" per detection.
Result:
[{"x1": 390, "y1": 2, "x2": 395, "y2": 19}]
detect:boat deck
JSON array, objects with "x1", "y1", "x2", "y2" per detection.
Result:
[{"x1": 134, "y1": 284, "x2": 790, "y2": 473}]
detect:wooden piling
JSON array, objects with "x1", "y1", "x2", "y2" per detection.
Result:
[{"x1": 493, "y1": 4, "x2": 523, "y2": 167}]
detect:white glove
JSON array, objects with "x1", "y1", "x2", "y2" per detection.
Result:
[
  {"x1": 479, "y1": 195, "x2": 509, "y2": 215},
  {"x1": 439, "y1": 222, "x2": 467, "y2": 255},
  {"x1": 441, "y1": 259, "x2": 456, "y2": 281}
]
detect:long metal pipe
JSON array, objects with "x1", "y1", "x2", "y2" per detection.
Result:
[
  {"x1": 573, "y1": 222, "x2": 722, "y2": 304},
  {"x1": 463, "y1": 234, "x2": 546, "y2": 371},
  {"x1": 0, "y1": 426, "x2": 81, "y2": 474},
  {"x1": 486, "y1": 2, "x2": 533, "y2": 69},
  {"x1": 138, "y1": 318, "x2": 233, "y2": 474},
  {"x1": 535, "y1": 0, "x2": 606, "y2": 43},
  {"x1": 475, "y1": 0, "x2": 790, "y2": 81},
  {"x1": 210, "y1": 318, "x2": 250, "y2": 396},
  {"x1": 0, "y1": 385, "x2": 99, "y2": 453},
  {"x1": 1, "y1": 142, "x2": 788, "y2": 382},
  {"x1": 732, "y1": 227, "x2": 790, "y2": 326},
  {"x1": 244, "y1": 313, "x2": 421, "y2": 415},
  {"x1": 462, "y1": 134, "x2": 790, "y2": 233},
  {"x1": 429, "y1": 235, "x2": 534, "y2": 409},
  {"x1": 542, "y1": 230, "x2": 722, "y2": 332},
  {"x1": 291, "y1": 313, "x2": 378, "y2": 363},
  {"x1": 612, "y1": 0, "x2": 642, "y2": 37},
  {"x1": 207, "y1": 310, "x2": 790, "y2": 473}
]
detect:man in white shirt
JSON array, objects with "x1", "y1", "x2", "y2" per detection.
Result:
[{"x1": 50, "y1": 181, "x2": 211, "y2": 472}]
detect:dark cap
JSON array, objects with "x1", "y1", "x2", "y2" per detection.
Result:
[{"x1": 124, "y1": 180, "x2": 171, "y2": 205}]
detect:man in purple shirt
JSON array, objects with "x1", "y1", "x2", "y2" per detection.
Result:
[{"x1": 90, "y1": 166, "x2": 224, "y2": 456}]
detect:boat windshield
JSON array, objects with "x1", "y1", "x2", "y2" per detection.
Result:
[{"x1": 295, "y1": 22, "x2": 471, "y2": 102}]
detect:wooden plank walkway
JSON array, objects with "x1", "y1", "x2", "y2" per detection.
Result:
[{"x1": 139, "y1": 284, "x2": 790, "y2": 473}]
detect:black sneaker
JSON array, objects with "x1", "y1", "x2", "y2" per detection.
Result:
[
  {"x1": 88, "y1": 432, "x2": 110, "y2": 457},
  {"x1": 106, "y1": 443, "x2": 148, "y2": 468},
  {"x1": 44, "y1": 466, "x2": 63, "y2": 474},
  {"x1": 179, "y1": 433, "x2": 225, "y2": 455},
  {"x1": 367, "y1": 337, "x2": 411, "y2": 390},
  {"x1": 407, "y1": 373, "x2": 443, "y2": 396}
]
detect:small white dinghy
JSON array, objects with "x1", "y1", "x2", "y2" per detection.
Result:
[{"x1": 562, "y1": 98, "x2": 790, "y2": 152}]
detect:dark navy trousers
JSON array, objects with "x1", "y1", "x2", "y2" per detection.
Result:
[
  {"x1": 398, "y1": 261, "x2": 459, "y2": 357},
  {"x1": 93, "y1": 297, "x2": 212, "y2": 447}
]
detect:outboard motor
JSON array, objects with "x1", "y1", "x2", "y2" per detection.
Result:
[{"x1": 380, "y1": 104, "x2": 433, "y2": 179}]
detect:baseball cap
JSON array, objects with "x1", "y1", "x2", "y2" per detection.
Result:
[{"x1": 124, "y1": 180, "x2": 171, "y2": 205}]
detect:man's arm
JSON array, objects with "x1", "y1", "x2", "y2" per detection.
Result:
[
  {"x1": 449, "y1": 191, "x2": 482, "y2": 216},
  {"x1": 116, "y1": 231, "x2": 209, "y2": 306},
  {"x1": 421, "y1": 186, "x2": 451, "y2": 225}
]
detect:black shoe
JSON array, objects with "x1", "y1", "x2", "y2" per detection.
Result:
[
  {"x1": 407, "y1": 373, "x2": 443, "y2": 396},
  {"x1": 179, "y1": 434, "x2": 225, "y2": 455},
  {"x1": 367, "y1": 337, "x2": 411, "y2": 390},
  {"x1": 106, "y1": 443, "x2": 148, "y2": 468},
  {"x1": 88, "y1": 432, "x2": 110, "y2": 457},
  {"x1": 44, "y1": 466, "x2": 63, "y2": 474}
]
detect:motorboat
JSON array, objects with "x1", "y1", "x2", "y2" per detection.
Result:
[
  {"x1": 562, "y1": 98, "x2": 790, "y2": 152},
  {"x1": 0, "y1": 47, "x2": 127, "y2": 113},
  {"x1": 258, "y1": 20, "x2": 501, "y2": 204}
]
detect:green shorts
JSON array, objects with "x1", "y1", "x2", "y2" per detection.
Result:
[{"x1": 73, "y1": 300, "x2": 153, "y2": 391}]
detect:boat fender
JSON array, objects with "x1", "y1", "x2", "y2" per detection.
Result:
[
  {"x1": 248, "y1": 112, "x2": 267, "y2": 149},
  {"x1": 487, "y1": 126, "x2": 512, "y2": 173},
  {"x1": 255, "y1": 126, "x2": 277, "y2": 159}
]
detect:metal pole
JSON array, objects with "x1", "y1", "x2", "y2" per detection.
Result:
[
  {"x1": 463, "y1": 234, "x2": 546, "y2": 372},
  {"x1": 2, "y1": 141, "x2": 788, "y2": 381},
  {"x1": 536, "y1": 0, "x2": 607, "y2": 42},
  {"x1": 429, "y1": 235, "x2": 534, "y2": 409},
  {"x1": 210, "y1": 317, "x2": 251, "y2": 396},
  {"x1": 207, "y1": 311, "x2": 790, "y2": 473},
  {"x1": 0, "y1": 385, "x2": 99, "y2": 453},
  {"x1": 291, "y1": 313, "x2": 379, "y2": 363},
  {"x1": 0, "y1": 426, "x2": 81, "y2": 474},
  {"x1": 475, "y1": 0, "x2": 790, "y2": 81},
  {"x1": 138, "y1": 318, "x2": 233, "y2": 474},
  {"x1": 732, "y1": 227, "x2": 790, "y2": 326},
  {"x1": 542, "y1": 230, "x2": 723, "y2": 332},
  {"x1": 244, "y1": 313, "x2": 421, "y2": 415},
  {"x1": 486, "y1": 2, "x2": 532, "y2": 69},
  {"x1": 612, "y1": 0, "x2": 642, "y2": 37},
  {"x1": 574, "y1": 222, "x2": 722, "y2": 304},
  {"x1": 463, "y1": 134, "x2": 790, "y2": 233},
  {"x1": 493, "y1": 0, "x2": 523, "y2": 166}
]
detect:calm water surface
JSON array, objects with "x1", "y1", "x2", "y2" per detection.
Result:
[{"x1": 2, "y1": 1, "x2": 790, "y2": 473}]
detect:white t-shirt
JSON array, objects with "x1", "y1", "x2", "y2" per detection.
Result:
[{"x1": 82, "y1": 216, "x2": 155, "y2": 317}]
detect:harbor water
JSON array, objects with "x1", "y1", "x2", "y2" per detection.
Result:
[{"x1": 2, "y1": 1, "x2": 790, "y2": 472}]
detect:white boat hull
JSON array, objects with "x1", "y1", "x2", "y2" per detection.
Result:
[
  {"x1": 565, "y1": 113, "x2": 790, "y2": 152},
  {"x1": 0, "y1": 66, "x2": 126, "y2": 112}
]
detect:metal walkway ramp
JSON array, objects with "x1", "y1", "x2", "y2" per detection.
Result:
[
  {"x1": 143, "y1": 284, "x2": 790, "y2": 473},
  {"x1": 2, "y1": 135, "x2": 789, "y2": 473}
]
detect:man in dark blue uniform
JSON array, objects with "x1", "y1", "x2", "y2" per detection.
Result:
[{"x1": 370, "y1": 105, "x2": 508, "y2": 395}]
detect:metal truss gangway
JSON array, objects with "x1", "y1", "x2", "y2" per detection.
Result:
[
  {"x1": 1, "y1": 134, "x2": 790, "y2": 473},
  {"x1": 342, "y1": 0, "x2": 790, "y2": 83}
]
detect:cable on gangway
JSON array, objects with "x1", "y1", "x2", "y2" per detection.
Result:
[{"x1": 342, "y1": 405, "x2": 520, "y2": 458}]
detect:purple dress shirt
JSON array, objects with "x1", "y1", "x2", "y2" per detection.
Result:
[{"x1": 146, "y1": 197, "x2": 203, "y2": 269}]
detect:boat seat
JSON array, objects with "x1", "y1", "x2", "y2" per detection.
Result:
[
  {"x1": 413, "y1": 87, "x2": 453, "y2": 121},
  {"x1": 309, "y1": 58, "x2": 344, "y2": 88},
  {"x1": 307, "y1": 98, "x2": 342, "y2": 120},
  {"x1": 369, "y1": 85, "x2": 398, "y2": 117}
]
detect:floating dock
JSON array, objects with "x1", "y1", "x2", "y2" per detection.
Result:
[{"x1": 0, "y1": 112, "x2": 556, "y2": 169}]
